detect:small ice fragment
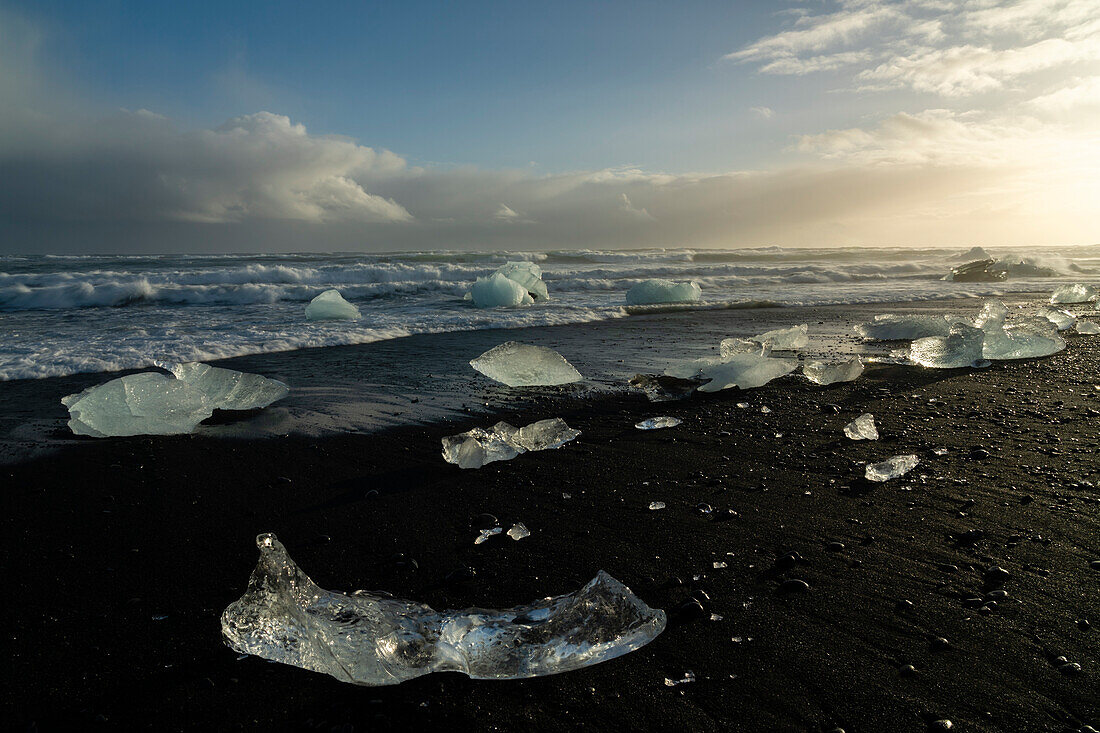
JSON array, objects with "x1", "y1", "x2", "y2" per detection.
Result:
[
  {"x1": 751, "y1": 324, "x2": 808, "y2": 350},
  {"x1": 442, "y1": 418, "x2": 580, "y2": 469},
  {"x1": 857, "y1": 314, "x2": 951, "y2": 341},
  {"x1": 760, "y1": 406, "x2": 772, "y2": 413},
  {"x1": 648, "y1": 501, "x2": 666, "y2": 510},
  {"x1": 695, "y1": 354, "x2": 799, "y2": 393},
  {"x1": 1037, "y1": 307, "x2": 1076, "y2": 331},
  {"x1": 909, "y1": 323, "x2": 985, "y2": 368},
  {"x1": 305, "y1": 289, "x2": 360, "y2": 321},
  {"x1": 933, "y1": 448, "x2": 948, "y2": 456},
  {"x1": 664, "y1": 671, "x2": 696, "y2": 686},
  {"x1": 507, "y1": 523, "x2": 531, "y2": 541},
  {"x1": 1077, "y1": 320, "x2": 1100, "y2": 334},
  {"x1": 844, "y1": 413, "x2": 879, "y2": 441},
  {"x1": 469, "y1": 272, "x2": 533, "y2": 308},
  {"x1": 1050, "y1": 283, "x2": 1096, "y2": 304},
  {"x1": 803, "y1": 357, "x2": 864, "y2": 385},
  {"x1": 865, "y1": 455, "x2": 920, "y2": 482},
  {"x1": 470, "y1": 341, "x2": 582, "y2": 386},
  {"x1": 222, "y1": 534, "x2": 666, "y2": 685},
  {"x1": 710, "y1": 613, "x2": 723, "y2": 621},
  {"x1": 736, "y1": 402, "x2": 749, "y2": 409},
  {"x1": 475, "y1": 527, "x2": 503, "y2": 544},
  {"x1": 635, "y1": 416, "x2": 682, "y2": 430},
  {"x1": 626, "y1": 279, "x2": 701, "y2": 305},
  {"x1": 713, "y1": 561, "x2": 728, "y2": 569}
]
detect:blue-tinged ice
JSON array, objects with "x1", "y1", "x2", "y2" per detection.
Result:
[
  {"x1": 470, "y1": 341, "x2": 582, "y2": 386},
  {"x1": 494, "y1": 261, "x2": 549, "y2": 301},
  {"x1": 751, "y1": 324, "x2": 808, "y2": 350},
  {"x1": 974, "y1": 300, "x2": 1065, "y2": 359},
  {"x1": 803, "y1": 357, "x2": 863, "y2": 385},
  {"x1": 857, "y1": 314, "x2": 951, "y2": 341},
  {"x1": 635, "y1": 416, "x2": 682, "y2": 430},
  {"x1": 305, "y1": 289, "x2": 361, "y2": 321},
  {"x1": 168, "y1": 362, "x2": 289, "y2": 411},
  {"x1": 696, "y1": 353, "x2": 799, "y2": 392},
  {"x1": 625, "y1": 279, "x2": 701, "y2": 305},
  {"x1": 469, "y1": 272, "x2": 534, "y2": 308},
  {"x1": 442, "y1": 417, "x2": 580, "y2": 469},
  {"x1": 719, "y1": 338, "x2": 767, "y2": 358},
  {"x1": 221, "y1": 534, "x2": 665, "y2": 685},
  {"x1": 1077, "y1": 320, "x2": 1100, "y2": 334},
  {"x1": 1050, "y1": 283, "x2": 1096, "y2": 304},
  {"x1": 909, "y1": 323, "x2": 985, "y2": 368}
]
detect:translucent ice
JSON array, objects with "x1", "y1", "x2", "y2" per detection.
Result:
[
  {"x1": 1077, "y1": 320, "x2": 1100, "y2": 334},
  {"x1": 625, "y1": 279, "x2": 702, "y2": 305},
  {"x1": 751, "y1": 324, "x2": 808, "y2": 350},
  {"x1": 865, "y1": 454, "x2": 919, "y2": 482},
  {"x1": 470, "y1": 272, "x2": 533, "y2": 308},
  {"x1": 475, "y1": 527, "x2": 503, "y2": 544},
  {"x1": 978, "y1": 305, "x2": 1065, "y2": 359},
  {"x1": 719, "y1": 338, "x2": 768, "y2": 358},
  {"x1": 1038, "y1": 307, "x2": 1076, "y2": 331},
  {"x1": 696, "y1": 353, "x2": 799, "y2": 393},
  {"x1": 664, "y1": 355, "x2": 727, "y2": 380},
  {"x1": 62, "y1": 372, "x2": 213, "y2": 437},
  {"x1": 843, "y1": 413, "x2": 879, "y2": 441},
  {"x1": 909, "y1": 323, "x2": 985, "y2": 368},
  {"x1": 857, "y1": 315, "x2": 951, "y2": 341},
  {"x1": 648, "y1": 502, "x2": 666, "y2": 510},
  {"x1": 221, "y1": 534, "x2": 666, "y2": 685},
  {"x1": 305, "y1": 289, "x2": 360, "y2": 321},
  {"x1": 441, "y1": 418, "x2": 580, "y2": 469},
  {"x1": 803, "y1": 357, "x2": 864, "y2": 385},
  {"x1": 470, "y1": 341, "x2": 582, "y2": 386},
  {"x1": 494, "y1": 261, "x2": 548, "y2": 301},
  {"x1": 635, "y1": 416, "x2": 682, "y2": 430},
  {"x1": 507, "y1": 523, "x2": 531, "y2": 540},
  {"x1": 1050, "y1": 283, "x2": 1096, "y2": 304},
  {"x1": 168, "y1": 363, "x2": 289, "y2": 411}
]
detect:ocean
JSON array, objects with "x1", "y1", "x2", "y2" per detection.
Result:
[{"x1": 1, "y1": 245, "x2": 1097, "y2": 381}]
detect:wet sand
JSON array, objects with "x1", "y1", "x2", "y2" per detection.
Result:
[{"x1": 3, "y1": 299, "x2": 1099, "y2": 731}]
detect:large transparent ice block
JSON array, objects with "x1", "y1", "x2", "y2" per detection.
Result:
[{"x1": 470, "y1": 341, "x2": 582, "y2": 386}]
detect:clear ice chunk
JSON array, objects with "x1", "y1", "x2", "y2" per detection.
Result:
[
  {"x1": 648, "y1": 501, "x2": 666, "y2": 510},
  {"x1": 507, "y1": 523, "x2": 531, "y2": 540},
  {"x1": 441, "y1": 418, "x2": 580, "y2": 469},
  {"x1": 803, "y1": 357, "x2": 864, "y2": 385},
  {"x1": 1077, "y1": 320, "x2": 1100, "y2": 334},
  {"x1": 168, "y1": 362, "x2": 289, "y2": 411},
  {"x1": 980, "y1": 312, "x2": 1065, "y2": 360},
  {"x1": 865, "y1": 454, "x2": 919, "y2": 482},
  {"x1": 625, "y1": 279, "x2": 702, "y2": 305},
  {"x1": 62, "y1": 372, "x2": 213, "y2": 437},
  {"x1": 1050, "y1": 283, "x2": 1096, "y2": 304},
  {"x1": 635, "y1": 416, "x2": 682, "y2": 430},
  {"x1": 696, "y1": 353, "x2": 799, "y2": 393},
  {"x1": 844, "y1": 413, "x2": 879, "y2": 440},
  {"x1": 470, "y1": 341, "x2": 582, "y2": 386},
  {"x1": 857, "y1": 315, "x2": 951, "y2": 341},
  {"x1": 719, "y1": 338, "x2": 767, "y2": 358},
  {"x1": 305, "y1": 289, "x2": 361, "y2": 321},
  {"x1": 494, "y1": 261, "x2": 549, "y2": 301},
  {"x1": 475, "y1": 527, "x2": 503, "y2": 544},
  {"x1": 469, "y1": 272, "x2": 533, "y2": 308},
  {"x1": 1037, "y1": 307, "x2": 1076, "y2": 331},
  {"x1": 909, "y1": 323, "x2": 985, "y2": 368},
  {"x1": 221, "y1": 534, "x2": 666, "y2": 685},
  {"x1": 751, "y1": 324, "x2": 808, "y2": 350}
]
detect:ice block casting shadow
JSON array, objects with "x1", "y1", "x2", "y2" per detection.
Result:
[{"x1": 221, "y1": 534, "x2": 666, "y2": 685}]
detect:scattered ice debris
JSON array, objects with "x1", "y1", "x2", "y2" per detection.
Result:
[
  {"x1": 865, "y1": 455, "x2": 920, "y2": 482},
  {"x1": 221, "y1": 534, "x2": 667, "y2": 685},
  {"x1": 803, "y1": 357, "x2": 864, "y2": 385},
  {"x1": 1037, "y1": 306, "x2": 1076, "y2": 331},
  {"x1": 648, "y1": 502, "x2": 666, "y2": 510},
  {"x1": 713, "y1": 561, "x2": 728, "y2": 569},
  {"x1": 305, "y1": 289, "x2": 360, "y2": 321},
  {"x1": 976, "y1": 300, "x2": 1065, "y2": 359},
  {"x1": 750, "y1": 324, "x2": 808, "y2": 351},
  {"x1": 695, "y1": 353, "x2": 799, "y2": 393},
  {"x1": 442, "y1": 418, "x2": 581, "y2": 469},
  {"x1": 719, "y1": 338, "x2": 767, "y2": 358},
  {"x1": 626, "y1": 279, "x2": 701, "y2": 305},
  {"x1": 909, "y1": 323, "x2": 985, "y2": 368},
  {"x1": 710, "y1": 613, "x2": 723, "y2": 621},
  {"x1": 933, "y1": 448, "x2": 948, "y2": 456},
  {"x1": 635, "y1": 416, "x2": 682, "y2": 430},
  {"x1": 664, "y1": 671, "x2": 696, "y2": 686},
  {"x1": 1077, "y1": 320, "x2": 1100, "y2": 334},
  {"x1": 470, "y1": 341, "x2": 583, "y2": 386},
  {"x1": 857, "y1": 314, "x2": 951, "y2": 341},
  {"x1": 469, "y1": 272, "x2": 533, "y2": 308},
  {"x1": 507, "y1": 523, "x2": 531, "y2": 541},
  {"x1": 1050, "y1": 283, "x2": 1096, "y2": 304},
  {"x1": 736, "y1": 402, "x2": 749, "y2": 408},
  {"x1": 475, "y1": 527, "x2": 503, "y2": 544},
  {"x1": 62, "y1": 364, "x2": 289, "y2": 437},
  {"x1": 844, "y1": 413, "x2": 879, "y2": 441},
  {"x1": 760, "y1": 406, "x2": 772, "y2": 413}
]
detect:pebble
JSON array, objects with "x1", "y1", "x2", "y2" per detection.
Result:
[
  {"x1": 826, "y1": 541, "x2": 845, "y2": 552},
  {"x1": 970, "y1": 448, "x2": 990, "y2": 459},
  {"x1": 777, "y1": 579, "x2": 811, "y2": 594},
  {"x1": 1089, "y1": 560, "x2": 1100, "y2": 571},
  {"x1": 444, "y1": 566, "x2": 476, "y2": 584},
  {"x1": 895, "y1": 599, "x2": 915, "y2": 613},
  {"x1": 673, "y1": 599, "x2": 707, "y2": 623},
  {"x1": 899, "y1": 664, "x2": 918, "y2": 678},
  {"x1": 930, "y1": 637, "x2": 952, "y2": 652},
  {"x1": 1058, "y1": 661, "x2": 1083, "y2": 676},
  {"x1": 928, "y1": 721, "x2": 953, "y2": 731},
  {"x1": 774, "y1": 552, "x2": 803, "y2": 571},
  {"x1": 984, "y1": 566, "x2": 1010, "y2": 585}
]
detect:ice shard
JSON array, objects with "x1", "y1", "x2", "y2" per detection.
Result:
[
  {"x1": 470, "y1": 341, "x2": 582, "y2": 386},
  {"x1": 844, "y1": 413, "x2": 879, "y2": 441},
  {"x1": 635, "y1": 416, "x2": 682, "y2": 430},
  {"x1": 494, "y1": 261, "x2": 549, "y2": 301},
  {"x1": 469, "y1": 272, "x2": 533, "y2": 308},
  {"x1": 305, "y1": 289, "x2": 361, "y2": 321},
  {"x1": 62, "y1": 372, "x2": 213, "y2": 437},
  {"x1": 865, "y1": 454, "x2": 919, "y2": 482},
  {"x1": 857, "y1": 315, "x2": 951, "y2": 341},
  {"x1": 1038, "y1": 307, "x2": 1076, "y2": 331},
  {"x1": 442, "y1": 417, "x2": 580, "y2": 469},
  {"x1": 909, "y1": 323, "x2": 985, "y2": 368},
  {"x1": 1050, "y1": 284, "x2": 1096, "y2": 304},
  {"x1": 221, "y1": 534, "x2": 666, "y2": 685},
  {"x1": 1077, "y1": 320, "x2": 1100, "y2": 335},
  {"x1": 803, "y1": 357, "x2": 864, "y2": 385},
  {"x1": 507, "y1": 523, "x2": 531, "y2": 540},
  {"x1": 696, "y1": 353, "x2": 799, "y2": 393},
  {"x1": 168, "y1": 363, "x2": 289, "y2": 411},
  {"x1": 751, "y1": 324, "x2": 808, "y2": 351},
  {"x1": 719, "y1": 338, "x2": 767, "y2": 358},
  {"x1": 625, "y1": 279, "x2": 702, "y2": 305}
]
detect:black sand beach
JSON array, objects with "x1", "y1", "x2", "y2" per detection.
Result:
[{"x1": 4, "y1": 299, "x2": 1099, "y2": 732}]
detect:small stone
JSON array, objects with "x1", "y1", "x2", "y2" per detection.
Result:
[
  {"x1": 928, "y1": 721, "x2": 953, "y2": 731},
  {"x1": 1089, "y1": 560, "x2": 1100, "y2": 571},
  {"x1": 895, "y1": 599, "x2": 915, "y2": 613},
  {"x1": 773, "y1": 552, "x2": 802, "y2": 570},
  {"x1": 970, "y1": 448, "x2": 990, "y2": 459},
  {"x1": 444, "y1": 566, "x2": 476, "y2": 584},
  {"x1": 826, "y1": 541, "x2": 845, "y2": 552},
  {"x1": 930, "y1": 637, "x2": 952, "y2": 652},
  {"x1": 1058, "y1": 661, "x2": 1083, "y2": 676},
  {"x1": 984, "y1": 566, "x2": 1010, "y2": 585},
  {"x1": 673, "y1": 599, "x2": 707, "y2": 623},
  {"x1": 1077, "y1": 618, "x2": 1091, "y2": 631},
  {"x1": 777, "y1": 579, "x2": 811, "y2": 594}
]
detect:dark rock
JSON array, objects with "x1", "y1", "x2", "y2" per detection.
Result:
[
  {"x1": 444, "y1": 566, "x2": 476, "y2": 584},
  {"x1": 899, "y1": 664, "x2": 918, "y2": 678},
  {"x1": 777, "y1": 579, "x2": 811, "y2": 594},
  {"x1": 826, "y1": 541, "x2": 845, "y2": 552},
  {"x1": 930, "y1": 637, "x2": 952, "y2": 652},
  {"x1": 927, "y1": 721, "x2": 953, "y2": 731}
]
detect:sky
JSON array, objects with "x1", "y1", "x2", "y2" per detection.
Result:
[{"x1": 0, "y1": 0, "x2": 1098, "y2": 253}]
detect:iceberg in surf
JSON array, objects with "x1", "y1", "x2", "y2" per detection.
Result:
[
  {"x1": 844, "y1": 413, "x2": 878, "y2": 441},
  {"x1": 803, "y1": 357, "x2": 863, "y2": 385},
  {"x1": 974, "y1": 300, "x2": 1065, "y2": 360},
  {"x1": 62, "y1": 364, "x2": 289, "y2": 437},
  {"x1": 467, "y1": 262, "x2": 547, "y2": 307},
  {"x1": 1050, "y1": 284, "x2": 1096, "y2": 304},
  {"x1": 625, "y1": 279, "x2": 701, "y2": 306},
  {"x1": 857, "y1": 315, "x2": 951, "y2": 341},
  {"x1": 909, "y1": 323, "x2": 986, "y2": 368},
  {"x1": 495, "y1": 261, "x2": 548, "y2": 301},
  {"x1": 305, "y1": 289, "x2": 360, "y2": 321},
  {"x1": 221, "y1": 534, "x2": 665, "y2": 685},
  {"x1": 442, "y1": 418, "x2": 581, "y2": 469},
  {"x1": 470, "y1": 341, "x2": 582, "y2": 386},
  {"x1": 751, "y1": 324, "x2": 809, "y2": 351},
  {"x1": 865, "y1": 454, "x2": 919, "y2": 482}
]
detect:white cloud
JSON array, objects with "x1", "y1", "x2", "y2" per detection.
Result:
[
  {"x1": 750, "y1": 106, "x2": 775, "y2": 119},
  {"x1": 618, "y1": 193, "x2": 655, "y2": 221},
  {"x1": 1028, "y1": 75, "x2": 1100, "y2": 110}
]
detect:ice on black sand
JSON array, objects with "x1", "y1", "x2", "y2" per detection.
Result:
[
  {"x1": 470, "y1": 341, "x2": 582, "y2": 387},
  {"x1": 442, "y1": 418, "x2": 580, "y2": 469}
]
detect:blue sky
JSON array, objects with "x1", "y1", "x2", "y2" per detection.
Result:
[{"x1": 1, "y1": 0, "x2": 1098, "y2": 252}]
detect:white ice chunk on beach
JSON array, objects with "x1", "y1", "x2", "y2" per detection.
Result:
[
  {"x1": 803, "y1": 357, "x2": 863, "y2": 386},
  {"x1": 625, "y1": 279, "x2": 701, "y2": 305},
  {"x1": 1050, "y1": 283, "x2": 1096, "y2": 304},
  {"x1": 975, "y1": 300, "x2": 1065, "y2": 359},
  {"x1": 62, "y1": 372, "x2": 213, "y2": 437},
  {"x1": 470, "y1": 341, "x2": 582, "y2": 386},
  {"x1": 221, "y1": 534, "x2": 666, "y2": 686},
  {"x1": 909, "y1": 323, "x2": 985, "y2": 368},
  {"x1": 305, "y1": 289, "x2": 360, "y2": 321},
  {"x1": 751, "y1": 324, "x2": 808, "y2": 351},
  {"x1": 844, "y1": 413, "x2": 879, "y2": 441},
  {"x1": 507, "y1": 523, "x2": 531, "y2": 540},
  {"x1": 635, "y1": 416, "x2": 682, "y2": 430},
  {"x1": 442, "y1": 418, "x2": 580, "y2": 469},
  {"x1": 857, "y1": 314, "x2": 951, "y2": 341},
  {"x1": 168, "y1": 363, "x2": 289, "y2": 411},
  {"x1": 696, "y1": 353, "x2": 799, "y2": 393},
  {"x1": 1077, "y1": 320, "x2": 1100, "y2": 334},
  {"x1": 495, "y1": 261, "x2": 549, "y2": 301},
  {"x1": 865, "y1": 454, "x2": 919, "y2": 482},
  {"x1": 470, "y1": 272, "x2": 533, "y2": 308},
  {"x1": 1038, "y1": 306, "x2": 1076, "y2": 331}
]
